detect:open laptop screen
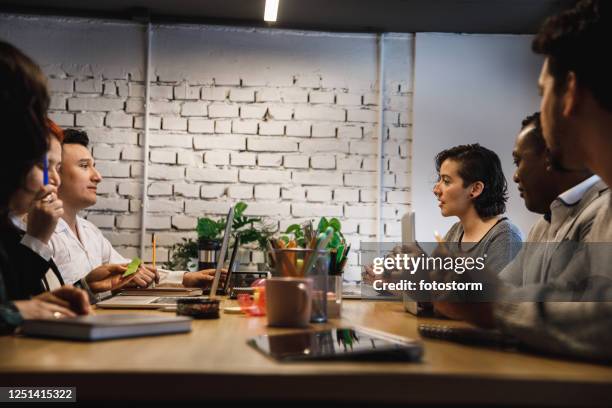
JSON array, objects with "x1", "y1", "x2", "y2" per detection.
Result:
[{"x1": 209, "y1": 206, "x2": 234, "y2": 298}]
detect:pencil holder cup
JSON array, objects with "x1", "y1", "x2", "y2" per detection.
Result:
[{"x1": 272, "y1": 248, "x2": 329, "y2": 323}]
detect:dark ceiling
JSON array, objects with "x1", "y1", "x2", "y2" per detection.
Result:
[{"x1": 0, "y1": 0, "x2": 574, "y2": 34}]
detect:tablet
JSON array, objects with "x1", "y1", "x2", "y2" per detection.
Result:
[{"x1": 248, "y1": 327, "x2": 423, "y2": 362}]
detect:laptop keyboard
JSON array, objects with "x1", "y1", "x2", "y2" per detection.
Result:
[{"x1": 151, "y1": 297, "x2": 181, "y2": 304}]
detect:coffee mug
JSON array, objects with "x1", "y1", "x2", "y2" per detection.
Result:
[{"x1": 265, "y1": 277, "x2": 312, "y2": 327}]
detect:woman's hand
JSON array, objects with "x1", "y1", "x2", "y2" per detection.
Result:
[
  {"x1": 14, "y1": 286, "x2": 91, "y2": 319},
  {"x1": 14, "y1": 298, "x2": 75, "y2": 319},
  {"x1": 26, "y1": 185, "x2": 63, "y2": 244},
  {"x1": 36, "y1": 286, "x2": 91, "y2": 315}
]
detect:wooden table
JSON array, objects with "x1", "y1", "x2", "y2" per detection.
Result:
[{"x1": 1, "y1": 299, "x2": 611, "y2": 406}]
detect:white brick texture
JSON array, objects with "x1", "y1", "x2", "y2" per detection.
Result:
[{"x1": 37, "y1": 22, "x2": 413, "y2": 280}]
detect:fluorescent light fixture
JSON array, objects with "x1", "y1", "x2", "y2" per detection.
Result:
[{"x1": 264, "y1": 0, "x2": 279, "y2": 22}]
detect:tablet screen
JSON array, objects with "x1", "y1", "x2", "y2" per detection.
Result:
[{"x1": 248, "y1": 328, "x2": 423, "y2": 361}]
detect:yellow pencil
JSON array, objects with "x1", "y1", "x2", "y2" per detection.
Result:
[{"x1": 152, "y1": 233, "x2": 156, "y2": 269}]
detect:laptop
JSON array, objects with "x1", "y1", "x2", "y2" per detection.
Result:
[
  {"x1": 400, "y1": 212, "x2": 419, "y2": 313},
  {"x1": 98, "y1": 206, "x2": 235, "y2": 309}
]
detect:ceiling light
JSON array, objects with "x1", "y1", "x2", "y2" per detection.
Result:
[{"x1": 264, "y1": 0, "x2": 279, "y2": 22}]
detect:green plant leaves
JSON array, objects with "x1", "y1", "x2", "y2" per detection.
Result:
[
  {"x1": 285, "y1": 224, "x2": 302, "y2": 234},
  {"x1": 317, "y1": 217, "x2": 342, "y2": 234},
  {"x1": 282, "y1": 223, "x2": 306, "y2": 246},
  {"x1": 165, "y1": 238, "x2": 198, "y2": 270},
  {"x1": 317, "y1": 217, "x2": 328, "y2": 233},
  {"x1": 233, "y1": 202, "x2": 275, "y2": 248},
  {"x1": 196, "y1": 218, "x2": 224, "y2": 240},
  {"x1": 329, "y1": 218, "x2": 342, "y2": 232},
  {"x1": 234, "y1": 201, "x2": 248, "y2": 217}
]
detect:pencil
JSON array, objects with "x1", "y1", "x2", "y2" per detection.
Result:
[{"x1": 152, "y1": 233, "x2": 156, "y2": 269}]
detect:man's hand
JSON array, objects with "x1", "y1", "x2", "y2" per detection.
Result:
[
  {"x1": 86, "y1": 263, "x2": 157, "y2": 293},
  {"x1": 26, "y1": 185, "x2": 63, "y2": 244},
  {"x1": 123, "y1": 264, "x2": 159, "y2": 288},
  {"x1": 15, "y1": 286, "x2": 92, "y2": 319},
  {"x1": 182, "y1": 269, "x2": 227, "y2": 288},
  {"x1": 142, "y1": 264, "x2": 160, "y2": 284},
  {"x1": 86, "y1": 264, "x2": 129, "y2": 293}
]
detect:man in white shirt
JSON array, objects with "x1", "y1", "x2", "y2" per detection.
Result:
[{"x1": 52, "y1": 129, "x2": 219, "y2": 291}]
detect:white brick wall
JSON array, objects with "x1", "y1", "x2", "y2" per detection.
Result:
[
  {"x1": 209, "y1": 103, "x2": 239, "y2": 118},
  {"x1": 17, "y1": 15, "x2": 413, "y2": 280},
  {"x1": 255, "y1": 185, "x2": 280, "y2": 200},
  {"x1": 228, "y1": 185, "x2": 254, "y2": 199}
]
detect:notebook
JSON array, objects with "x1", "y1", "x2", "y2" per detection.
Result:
[{"x1": 21, "y1": 314, "x2": 192, "y2": 341}]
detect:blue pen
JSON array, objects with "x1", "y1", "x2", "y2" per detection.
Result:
[{"x1": 43, "y1": 154, "x2": 49, "y2": 185}]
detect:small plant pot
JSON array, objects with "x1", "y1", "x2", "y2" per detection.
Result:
[{"x1": 198, "y1": 238, "x2": 222, "y2": 270}]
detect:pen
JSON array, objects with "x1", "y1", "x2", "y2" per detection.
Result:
[
  {"x1": 303, "y1": 226, "x2": 334, "y2": 276},
  {"x1": 43, "y1": 154, "x2": 49, "y2": 185}
]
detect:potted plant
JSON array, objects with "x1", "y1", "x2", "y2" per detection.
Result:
[
  {"x1": 275, "y1": 217, "x2": 349, "y2": 319},
  {"x1": 195, "y1": 202, "x2": 277, "y2": 270},
  {"x1": 278, "y1": 217, "x2": 349, "y2": 274},
  {"x1": 232, "y1": 202, "x2": 276, "y2": 248},
  {"x1": 196, "y1": 216, "x2": 226, "y2": 270},
  {"x1": 166, "y1": 238, "x2": 199, "y2": 271}
]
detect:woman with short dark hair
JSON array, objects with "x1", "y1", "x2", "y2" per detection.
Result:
[{"x1": 433, "y1": 143, "x2": 522, "y2": 274}]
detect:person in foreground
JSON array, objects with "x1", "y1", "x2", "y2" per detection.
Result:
[{"x1": 0, "y1": 40, "x2": 90, "y2": 333}]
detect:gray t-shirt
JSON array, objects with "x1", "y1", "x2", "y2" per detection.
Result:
[{"x1": 443, "y1": 218, "x2": 523, "y2": 275}]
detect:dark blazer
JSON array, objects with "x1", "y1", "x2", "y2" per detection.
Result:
[
  {"x1": 0, "y1": 221, "x2": 66, "y2": 334},
  {"x1": 0, "y1": 223, "x2": 61, "y2": 300}
]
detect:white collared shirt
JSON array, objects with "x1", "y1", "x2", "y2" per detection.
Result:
[
  {"x1": 50, "y1": 217, "x2": 128, "y2": 284},
  {"x1": 557, "y1": 175, "x2": 601, "y2": 205},
  {"x1": 50, "y1": 216, "x2": 183, "y2": 285},
  {"x1": 546, "y1": 175, "x2": 602, "y2": 239}
]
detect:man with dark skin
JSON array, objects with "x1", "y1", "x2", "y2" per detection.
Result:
[{"x1": 512, "y1": 113, "x2": 592, "y2": 217}]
